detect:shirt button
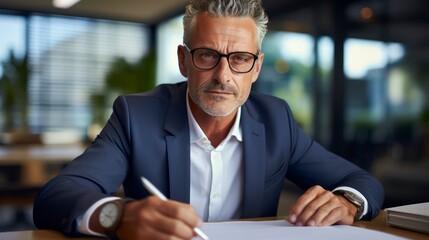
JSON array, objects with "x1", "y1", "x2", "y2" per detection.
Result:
[
  {"x1": 212, "y1": 193, "x2": 220, "y2": 200},
  {"x1": 211, "y1": 152, "x2": 221, "y2": 160}
]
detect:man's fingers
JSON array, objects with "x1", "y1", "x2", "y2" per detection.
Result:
[
  {"x1": 319, "y1": 206, "x2": 344, "y2": 226},
  {"x1": 288, "y1": 185, "x2": 327, "y2": 225},
  {"x1": 289, "y1": 185, "x2": 356, "y2": 226},
  {"x1": 146, "y1": 197, "x2": 201, "y2": 238},
  {"x1": 119, "y1": 196, "x2": 201, "y2": 239},
  {"x1": 133, "y1": 223, "x2": 185, "y2": 240},
  {"x1": 159, "y1": 199, "x2": 202, "y2": 227},
  {"x1": 149, "y1": 211, "x2": 196, "y2": 238},
  {"x1": 302, "y1": 196, "x2": 341, "y2": 226},
  {"x1": 288, "y1": 186, "x2": 318, "y2": 222}
]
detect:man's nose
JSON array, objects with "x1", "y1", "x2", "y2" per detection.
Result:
[{"x1": 213, "y1": 57, "x2": 232, "y2": 83}]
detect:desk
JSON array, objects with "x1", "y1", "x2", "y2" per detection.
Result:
[
  {"x1": 1, "y1": 211, "x2": 427, "y2": 240},
  {"x1": 0, "y1": 144, "x2": 85, "y2": 185},
  {"x1": 0, "y1": 144, "x2": 86, "y2": 230},
  {"x1": 353, "y1": 211, "x2": 428, "y2": 240}
]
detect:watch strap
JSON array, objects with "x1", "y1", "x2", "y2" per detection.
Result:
[{"x1": 333, "y1": 190, "x2": 364, "y2": 222}]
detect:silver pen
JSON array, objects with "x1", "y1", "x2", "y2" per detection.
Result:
[{"x1": 141, "y1": 177, "x2": 210, "y2": 240}]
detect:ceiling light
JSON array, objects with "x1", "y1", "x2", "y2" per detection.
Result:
[
  {"x1": 360, "y1": 7, "x2": 374, "y2": 21},
  {"x1": 53, "y1": 0, "x2": 81, "y2": 9}
]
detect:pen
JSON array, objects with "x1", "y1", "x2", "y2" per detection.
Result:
[{"x1": 141, "y1": 177, "x2": 210, "y2": 240}]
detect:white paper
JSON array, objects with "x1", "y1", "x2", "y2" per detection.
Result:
[{"x1": 194, "y1": 220, "x2": 407, "y2": 240}]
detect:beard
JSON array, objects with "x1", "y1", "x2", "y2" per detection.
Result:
[{"x1": 189, "y1": 81, "x2": 244, "y2": 117}]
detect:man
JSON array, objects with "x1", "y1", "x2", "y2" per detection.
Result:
[{"x1": 33, "y1": 0, "x2": 384, "y2": 239}]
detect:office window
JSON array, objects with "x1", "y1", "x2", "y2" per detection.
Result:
[
  {"x1": 343, "y1": 38, "x2": 427, "y2": 170},
  {"x1": 26, "y1": 15, "x2": 149, "y2": 135},
  {"x1": 344, "y1": 39, "x2": 407, "y2": 128},
  {"x1": 156, "y1": 15, "x2": 185, "y2": 85},
  {"x1": 257, "y1": 31, "x2": 315, "y2": 133}
]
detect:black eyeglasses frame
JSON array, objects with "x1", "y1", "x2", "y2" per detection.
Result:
[{"x1": 183, "y1": 43, "x2": 259, "y2": 74}]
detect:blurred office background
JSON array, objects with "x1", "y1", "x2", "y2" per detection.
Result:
[{"x1": 1, "y1": 0, "x2": 428, "y2": 232}]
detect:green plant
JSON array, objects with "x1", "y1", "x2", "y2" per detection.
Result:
[
  {"x1": 421, "y1": 108, "x2": 429, "y2": 124},
  {"x1": 106, "y1": 49, "x2": 156, "y2": 94},
  {"x1": 91, "y1": 49, "x2": 157, "y2": 125},
  {"x1": 0, "y1": 50, "x2": 30, "y2": 131}
]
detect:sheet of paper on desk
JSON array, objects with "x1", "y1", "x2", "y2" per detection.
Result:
[{"x1": 195, "y1": 220, "x2": 407, "y2": 240}]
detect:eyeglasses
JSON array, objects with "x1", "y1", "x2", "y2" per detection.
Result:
[{"x1": 183, "y1": 43, "x2": 259, "y2": 73}]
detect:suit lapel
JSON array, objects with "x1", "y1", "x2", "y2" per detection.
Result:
[
  {"x1": 241, "y1": 104, "x2": 266, "y2": 218},
  {"x1": 164, "y1": 83, "x2": 191, "y2": 203}
]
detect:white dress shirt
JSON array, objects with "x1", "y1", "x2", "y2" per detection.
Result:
[{"x1": 187, "y1": 96, "x2": 244, "y2": 221}]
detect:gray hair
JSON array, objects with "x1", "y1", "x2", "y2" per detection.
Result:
[{"x1": 183, "y1": 0, "x2": 268, "y2": 50}]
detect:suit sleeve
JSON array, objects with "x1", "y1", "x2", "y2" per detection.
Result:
[{"x1": 33, "y1": 96, "x2": 131, "y2": 236}]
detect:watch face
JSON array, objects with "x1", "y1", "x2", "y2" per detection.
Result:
[
  {"x1": 99, "y1": 202, "x2": 120, "y2": 228},
  {"x1": 345, "y1": 192, "x2": 364, "y2": 205}
]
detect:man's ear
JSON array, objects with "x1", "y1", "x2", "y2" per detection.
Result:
[{"x1": 177, "y1": 45, "x2": 188, "y2": 78}]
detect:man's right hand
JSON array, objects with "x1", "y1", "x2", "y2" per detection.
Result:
[{"x1": 116, "y1": 196, "x2": 203, "y2": 240}]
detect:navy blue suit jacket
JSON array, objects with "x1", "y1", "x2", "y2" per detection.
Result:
[{"x1": 33, "y1": 82, "x2": 384, "y2": 236}]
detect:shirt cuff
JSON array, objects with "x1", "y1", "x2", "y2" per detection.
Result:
[
  {"x1": 332, "y1": 186, "x2": 368, "y2": 220},
  {"x1": 77, "y1": 196, "x2": 121, "y2": 237}
]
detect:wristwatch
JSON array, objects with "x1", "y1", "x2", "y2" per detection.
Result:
[
  {"x1": 334, "y1": 190, "x2": 364, "y2": 222},
  {"x1": 98, "y1": 198, "x2": 133, "y2": 240}
]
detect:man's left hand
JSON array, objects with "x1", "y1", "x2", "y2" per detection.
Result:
[{"x1": 288, "y1": 185, "x2": 357, "y2": 226}]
